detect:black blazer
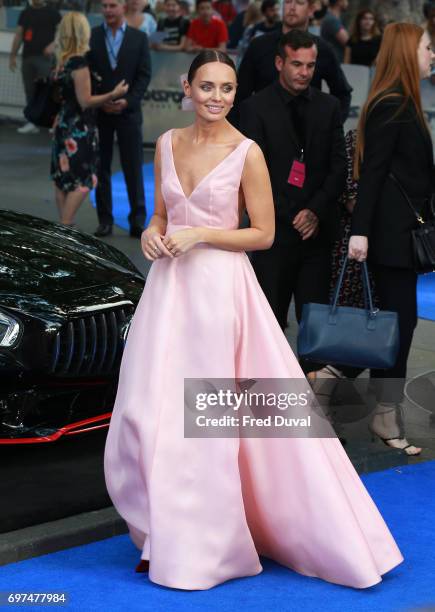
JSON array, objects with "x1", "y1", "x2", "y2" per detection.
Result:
[
  {"x1": 239, "y1": 82, "x2": 346, "y2": 245},
  {"x1": 88, "y1": 24, "x2": 151, "y2": 121},
  {"x1": 351, "y1": 95, "x2": 434, "y2": 268}
]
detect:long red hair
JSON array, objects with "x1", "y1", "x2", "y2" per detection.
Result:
[{"x1": 354, "y1": 22, "x2": 427, "y2": 179}]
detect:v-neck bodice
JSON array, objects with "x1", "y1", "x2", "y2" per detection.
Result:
[{"x1": 161, "y1": 129, "x2": 253, "y2": 231}]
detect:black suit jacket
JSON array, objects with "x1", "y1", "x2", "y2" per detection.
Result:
[
  {"x1": 351, "y1": 95, "x2": 435, "y2": 268},
  {"x1": 88, "y1": 24, "x2": 151, "y2": 122},
  {"x1": 230, "y1": 30, "x2": 352, "y2": 125},
  {"x1": 239, "y1": 82, "x2": 346, "y2": 245}
]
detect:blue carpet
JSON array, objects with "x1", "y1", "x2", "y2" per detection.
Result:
[
  {"x1": 92, "y1": 165, "x2": 435, "y2": 322},
  {"x1": 1, "y1": 461, "x2": 435, "y2": 612},
  {"x1": 90, "y1": 163, "x2": 155, "y2": 231},
  {"x1": 418, "y1": 273, "x2": 435, "y2": 321}
]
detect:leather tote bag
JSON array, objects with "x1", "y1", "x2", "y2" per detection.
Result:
[{"x1": 297, "y1": 257, "x2": 400, "y2": 369}]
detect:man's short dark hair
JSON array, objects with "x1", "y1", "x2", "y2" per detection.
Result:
[
  {"x1": 261, "y1": 0, "x2": 277, "y2": 14},
  {"x1": 196, "y1": 0, "x2": 211, "y2": 8},
  {"x1": 277, "y1": 30, "x2": 317, "y2": 60}
]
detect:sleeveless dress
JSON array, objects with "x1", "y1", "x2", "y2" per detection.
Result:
[
  {"x1": 50, "y1": 56, "x2": 98, "y2": 193},
  {"x1": 104, "y1": 129, "x2": 403, "y2": 591}
]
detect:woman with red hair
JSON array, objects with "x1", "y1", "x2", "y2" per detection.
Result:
[{"x1": 349, "y1": 23, "x2": 435, "y2": 455}]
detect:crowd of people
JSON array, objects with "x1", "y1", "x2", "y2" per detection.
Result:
[
  {"x1": 9, "y1": 0, "x2": 435, "y2": 136},
  {"x1": 10, "y1": 0, "x2": 435, "y2": 76},
  {"x1": 6, "y1": 0, "x2": 435, "y2": 456}
]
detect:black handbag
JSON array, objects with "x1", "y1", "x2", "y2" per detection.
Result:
[
  {"x1": 389, "y1": 172, "x2": 435, "y2": 274},
  {"x1": 297, "y1": 258, "x2": 400, "y2": 369},
  {"x1": 24, "y1": 76, "x2": 61, "y2": 128}
]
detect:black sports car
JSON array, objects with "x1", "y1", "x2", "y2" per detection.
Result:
[{"x1": 0, "y1": 210, "x2": 144, "y2": 444}]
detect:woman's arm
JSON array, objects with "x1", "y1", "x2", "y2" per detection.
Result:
[
  {"x1": 163, "y1": 142, "x2": 275, "y2": 255},
  {"x1": 351, "y1": 97, "x2": 402, "y2": 237},
  {"x1": 9, "y1": 26, "x2": 23, "y2": 71},
  {"x1": 72, "y1": 66, "x2": 128, "y2": 110},
  {"x1": 146, "y1": 137, "x2": 168, "y2": 235},
  {"x1": 141, "y1": 137, "x2": 173, "y2": 260},
  {"x1": 343, "y1": 46, "x2": 351, "y2": 64},
  {"x1": 349, "y1": 97, "x2": 402, "y2": 260}
]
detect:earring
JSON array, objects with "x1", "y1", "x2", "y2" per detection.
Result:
[{"x1": 181, "y1": 96, "x2": 195, "y2": 111}]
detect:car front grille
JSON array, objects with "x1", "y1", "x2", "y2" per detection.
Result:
[{"x1": 49, "y1": 305, "x2": 135, "y2": 377}]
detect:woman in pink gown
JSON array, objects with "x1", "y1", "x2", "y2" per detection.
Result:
[{"x1": 104, "y1": 50, "x2": 404, "y2": 591}]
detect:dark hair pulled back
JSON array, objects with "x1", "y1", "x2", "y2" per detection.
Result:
[{"x1": 187, "y1": 50, "x2": 236, "y2": 84}]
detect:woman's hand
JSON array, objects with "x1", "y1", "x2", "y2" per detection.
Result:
[
  {"x1": 162, "y1": 228, "x2": 202, "y2": 257},
  {"x1": 111, "y1": 79, "x2": 129, "y2": 100},
  {"x1": 141, "y1": 228, "x2": 173, "y2": 261},
  {"x1": 348, "y1": 235, "x2": 368, "y2": 262}
]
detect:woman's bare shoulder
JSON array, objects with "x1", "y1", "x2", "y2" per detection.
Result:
[{"x1": 244, "y1": 140, "x2": 265, "y2": 164}]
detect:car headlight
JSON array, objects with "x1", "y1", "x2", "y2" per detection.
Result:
[{"x1": 0, "y1": 312, "x2": 21, "y2": 347}]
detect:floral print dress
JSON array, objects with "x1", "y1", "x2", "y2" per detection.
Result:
[
  {"x1": 50, "y1": 55, "x2": 98, "y2": 193},
  {"x1": 330, "y1": 129, "x2": 378, "y2": 308}
]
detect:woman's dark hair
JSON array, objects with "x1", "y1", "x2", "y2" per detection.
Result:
[
  {"x1": 187, "y1": 50, "x2": 237, "y2": 84},
  {"x1": 350, "y1": 9, "x2": 381, "y2": 43}
]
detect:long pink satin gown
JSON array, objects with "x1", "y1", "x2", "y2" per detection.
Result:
[{"x1": 104, "y1": 129, "x2": 404, "y2": 590}]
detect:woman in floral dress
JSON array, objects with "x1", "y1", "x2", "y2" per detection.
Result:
[
  {"x1": 330, "y1": 129, "x2": 377, "y2": 308},
  {"x1": 51, "y1": 12, "x2": 128, "y2": 226}
]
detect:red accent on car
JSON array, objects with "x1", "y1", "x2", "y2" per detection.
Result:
[{"x1": 0, "y1": 412, "x2": 112, "y2": 445}]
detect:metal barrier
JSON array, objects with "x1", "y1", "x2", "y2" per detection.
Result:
[{"x1": 0, "y1": 30, "x2": 26, "y2": 117}]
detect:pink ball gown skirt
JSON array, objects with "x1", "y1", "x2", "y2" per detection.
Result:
[{"x1": 104, "y1": 129, "x2": 403, "y2": 590}]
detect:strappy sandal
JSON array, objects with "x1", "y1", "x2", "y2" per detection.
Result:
[
  {"x1": 368, "y1": 430, "x2": 422, "y2": 456},
  {"x1": 368, "y1": 404, "x2": 422, "y2": 456}
]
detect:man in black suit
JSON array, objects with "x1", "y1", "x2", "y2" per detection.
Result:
[
  {"x1": 239, "y1": 30, "x2": 346, "y2": 373},
  {"x1": 88, "y1": 0, "x2": 151, "y2": 238},
  {"x1": 230, "y1": 0, "x2": 352, "y2": 126}
]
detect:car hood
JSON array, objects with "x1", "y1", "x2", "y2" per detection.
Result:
[{"x1": 0, "y1": 210, "x2": 143, "y2": 296}]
